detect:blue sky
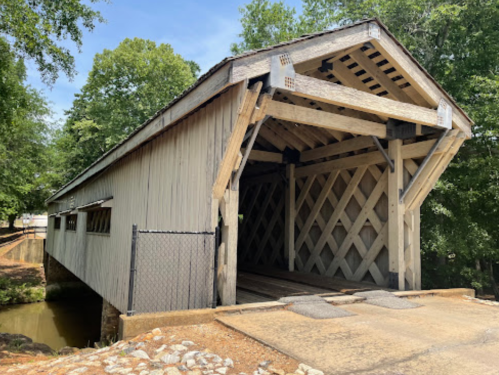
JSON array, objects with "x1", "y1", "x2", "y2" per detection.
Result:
[{"x1": 26, "y1": 0, "x2": 303, "y2": 125}]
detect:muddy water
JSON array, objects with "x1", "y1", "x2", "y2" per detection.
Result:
[{"x1": 0, "y1": 298, "x2": 102, "y2": 350}]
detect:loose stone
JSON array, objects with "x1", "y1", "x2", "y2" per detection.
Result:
[
  {"x1": 223, "y1": 358, "x2": 234, "y2": 368},
  {"x1": 131, "y1": 350, "x2": 150, "y2": 360},
  {"x1": 298, "y1": 365, "x2": 312, "y2": 373},
  {"x1": 182, "y1": 341, "x2": 195, "y2": 346},
  {"x1": 150, "y1": 370, "x2": 165, "y2": 375},
  {"x1": 152, "y1": 328, "x2": 162, "y2": 335},
  {"x1": 154, "y1": 336, "x2": 165, "y2": 341},
  {"x1": 161, "y1": 354, "x2": 181, "y2": 365},
  {"x1": 186, "y1": 358, "x2": 197, "y2": 368},
  {"x1": 259, "y1": 361, "x2": 271, "y2": 369},
  {"x1": 68, "y1": 367, "x2": 88, "y2": 374},
  {"x1": 216, "y1": 367, "x2": 228, "y2": 375},
  {"x1": 178, "y1": 365, "x2": 189, "y2": 371},
  {"x1": 155, "y1": 345, "x2": 168, "y2": 353},
  {"x1": 171, "y1": 344, "x2": 188, "y2": 352},
  {"x1": 139, "y1": 371, "x2": 150, "y2": 375},
  {"x1": 198, "y1": 357, "x2": 209, "y2": 366},
  {"x1": 307, "y1": 370, "x2": 324, "y2": 375}
]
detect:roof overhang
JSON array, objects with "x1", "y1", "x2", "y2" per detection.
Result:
[
  {"x1": 46, "y1": 18, "x2": 473, "y2": 204},
  {"x1": 77, "y1": 198, "x2": 113, "y2": 212}
]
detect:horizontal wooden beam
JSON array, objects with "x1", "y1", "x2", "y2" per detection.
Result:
[
  {"x1": 241, "y1": 148, "x2": 283, "y2": 163},
  {"x1": 266, "y1": 101, "x2": 387, "y2": 138},
  {"x1": 295, "y1": 132, "x2": 458, "y2": 178},
  {"x1": 300, "y1": 136, "x2": 375, "y2": 162},
  {"x1": 293, "y1": 74, "x2": 439, "y2": 127}
]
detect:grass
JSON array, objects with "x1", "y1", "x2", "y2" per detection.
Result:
[{"x1": 0, "y1": 277, "x2": 45, "y2": 305}]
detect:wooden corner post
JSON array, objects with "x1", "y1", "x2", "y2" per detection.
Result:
[
  {"x1": 285, "y1": 164, "x2": 296, "y2": 271},
  {"x1": 218, "y1": 188, "x2": 239, "y2": 305},
  {"x1": 388, "y1": 139, "x2": 405, "y2": 290}
]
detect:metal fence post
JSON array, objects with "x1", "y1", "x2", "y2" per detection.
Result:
[
  {"x1": 212, "y1": 226, "x2": 220, "y2": 308},
  {"x1": 127, "y1": 224, "x2": 138, "y2": 316}
]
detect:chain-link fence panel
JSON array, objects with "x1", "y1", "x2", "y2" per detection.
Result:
[{"x1": 128, "y1": 228, "x2": 216, "y2": 315}]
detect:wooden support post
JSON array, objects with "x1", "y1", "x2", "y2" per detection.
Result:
[
  {"x1": 218, "y1": 188, "x2": 239, "y2": 305},
  {"x1": 413, "y1": 207, "x2": 421, "y2": 290},
  {"x1": 285, "y1": 164, "x2": 295, "y2": 271},
  {"x1": 388, "y1": 139, "x2": 405, "y2": 290}
]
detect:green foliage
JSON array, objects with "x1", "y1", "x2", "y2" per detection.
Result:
[
  {"x1": 233, "y1": 0, "x2": 499, "y2": 298},
  {"x1": 0, "y1": 277, "x2": 45, "y2": 305},
  {"x1": 0, "y1": 37, "x2": 52, "y2": 223},
  {"x1": 55, "y1": 38, "x2": 199, "y2": 182},
  {"x1": 0, "y1": 0, "x2": 107, "y2": 84},
  {"x1": 231, "y1": 0, "x2": 303, "y2": 54}
]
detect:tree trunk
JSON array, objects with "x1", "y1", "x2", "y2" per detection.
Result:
[
  {"x1": 475, "y1": 259, "x2": 484, "y2": 296},
  {"x1": 8, "y1": 215, "x2": 16, "y2": 230},
  {"x1": 488, "y1": 261, "x2": 499, "y2": 302}
]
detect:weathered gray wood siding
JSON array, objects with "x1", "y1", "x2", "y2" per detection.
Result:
[{"x1": 46, "y1": 84, "x2": 245, "y2": 312}]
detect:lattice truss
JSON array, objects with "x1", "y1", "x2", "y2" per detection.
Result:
[
  {"x1": 293, "y1": 164, "x2": 389, "y2": 285},
  {"x1": 235, "y1": 39, "x2": 466, "y2": 289},
  {"x1": 238, "y1": 179, "x2": 286, "y2": 268}
]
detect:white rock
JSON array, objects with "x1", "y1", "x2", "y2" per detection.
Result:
[
  {"x1": 307, "y1": 370, "x2": 323, "y2": 375},
  {"x1": 182, "y1": 341, "x2": 195, "y2": 346},
  {"x1": 171, "y1": 344, "x2": 188, "y2": 352},
  {"x1": 136, "y1": 363, "x2": 147, "y2": 369},
  {"x1": 216, "y1": 368, "x2": 228, "y2": 375},
  {"x1": 131, "y1": 350, "x2": 150, "y2": 360},
  {"x1": 198, "y1": 357, "x2": 209, "y2": 366},
  {"x1": 211, "y1": 355, "x2": 222, "y2": 364},
  {"x1": 223, "y1": 358, "x2": 234, "y2": 368},
  {"x1": 161, "y1": 354, "x2": 181, "y2": 365},
  {"x1": 118, "y1": 369, "x2": 134, "y2": 375},
  {"x1": 150, "y1": 370, "x2": 165, "y2": 375},
  {"x1": 139, "y1": 371, "x2": 150, "y2": 375},
  {"x1": 68, "y1": 368, "x2": 88, "y2": 374},
  {"x1": 155, "y1": 344, "x2": 168, "y2": 353},
  {"x1": 105, "y1": 364, "x2": 122, "y2": 374},
  {"x1": 182, "y1": 351, "x2": 200, "y2": 363},
  {"x1": 88, "y1": 355, "x2": 99, "y2": 361},
  {"x1": 298, "y1": 364, "x2": 312, "y2": 373},
  {"x1": 257, "y1": 368, "x2": 269, "y2": 375},
  {"x1": 104, "y1": 356, "x2": 119, "y2": 365},
  {"x1": 154, "y1": 336, "x2": 165, "y2": 341},
  {"x1": 136, "y1": 342, "x2": 146, "y2": 348},
  {"x1": 165, "y1": 368, "x2": 182, "y2": 375},
  {"x1": 186, "y1": 358, "x2": 197, "y2": 368},
  {"x1": 152, "y1": 328, "x2": 162, "y2": 335},
  {"x1": 295, "y1": 371, "x2": 305, "y2": 375}
]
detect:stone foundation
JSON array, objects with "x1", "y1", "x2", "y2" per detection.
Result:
[
  {"x1": 44, "y1": 253, "x2": 80, "y2": 284},
  {"x1": 101, "y1": 299, "x2": 120, "y2": 342}
]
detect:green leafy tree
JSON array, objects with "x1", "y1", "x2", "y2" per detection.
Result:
[
  {"x1": 231, "y1": 0, "x2": 303, "y2": 54},
  {"x1": 232, "y1": 0, "x2": 499, "y2": 298},
  {"x1": 55, "y1": 38, "x2": 199, "y2": 182},
  {"x1": 0, "y1": 37, "x2": 52, "y2": 227},
  {"x1": 0, "y1": 0, "x2": 107, "y2": 84}
]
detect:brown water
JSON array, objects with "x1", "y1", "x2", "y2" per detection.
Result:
[{"x1": 0, "y1": 298, "x2": 102, "y2": 350}]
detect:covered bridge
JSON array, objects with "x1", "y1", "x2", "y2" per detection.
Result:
[{"x1": 46, "y1": 19, "x2": 472, "y2": 317}]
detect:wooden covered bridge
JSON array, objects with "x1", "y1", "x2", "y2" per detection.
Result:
[{"x1": 46, "y1": 19, "x2": 472, "y2": 316}]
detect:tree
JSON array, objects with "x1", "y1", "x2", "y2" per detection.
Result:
[
  {"x1": 232, "y1": 0, "x2": 499, "y2": 298},
  {"x1": 0, "y1": 0, "x2": 107, "y2": 84},
  {"x1": 230, "y1": 0, "x2": 302, "y2": 54},
  {"x1": 0, "y1": 37, "x2": 52, "y2": 227},
  {"x1": 55, "y1": 38, "x2": 199, "y2": 182}
]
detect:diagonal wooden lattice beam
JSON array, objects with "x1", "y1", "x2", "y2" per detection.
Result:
[{"x1": 326, "y1": 168, "x2": 388, "y2": 280}]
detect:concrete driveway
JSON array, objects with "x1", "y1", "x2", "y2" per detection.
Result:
[{"x1": 218, "y1": 296, "x2": 499, "y2": 375}]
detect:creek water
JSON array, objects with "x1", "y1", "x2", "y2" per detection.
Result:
[{"x1": 0, "y1": 297, "x2": 102, "y2": 350}]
